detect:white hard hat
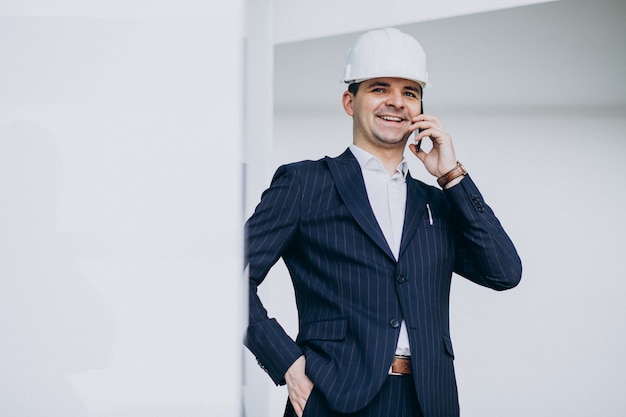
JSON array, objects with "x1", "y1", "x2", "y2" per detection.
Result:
[{"x1": 342, "y1": 27, "x2": 428, "y2": 88}]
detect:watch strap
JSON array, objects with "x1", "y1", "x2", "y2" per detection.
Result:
[{"x1": 437, "y1": 162, "x2": 467, "y2": 187}]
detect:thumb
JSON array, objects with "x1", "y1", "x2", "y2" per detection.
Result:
[{"x1": 408, "y1": 142, "x2": 427, "y2": 162}]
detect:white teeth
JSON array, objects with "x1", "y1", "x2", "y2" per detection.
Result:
[{"x1": 381, "y1": 116, "x2": 402, "y2": 122}]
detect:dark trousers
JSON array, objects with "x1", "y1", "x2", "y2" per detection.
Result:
[{"x1": 283, "y1": 375, "x2": 424, "y2": 417}]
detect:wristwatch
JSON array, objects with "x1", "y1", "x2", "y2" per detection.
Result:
[{"x1": 437, "y1": 162, "x2": 467, "y2": 188}]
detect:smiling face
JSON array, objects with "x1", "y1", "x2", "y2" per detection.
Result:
[{"x1": 342, "y1": 77, "x2": 423, "y2": 153}]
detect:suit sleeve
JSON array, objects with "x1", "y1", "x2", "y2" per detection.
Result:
[
  {"x1": 444, "y1": 175, "x2": 522, "y2": 290},
  {"x1": 244, "y1": 164, "x2": 304, "y2": 385}
]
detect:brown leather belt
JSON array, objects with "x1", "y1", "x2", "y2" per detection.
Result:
[{"x1": 389, "y1": 355, "x2": 412, "y2": 375}]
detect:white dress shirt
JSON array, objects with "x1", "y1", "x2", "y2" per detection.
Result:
[{"x1": 349, "y1": 145, "x2": 411, "y2": 356}]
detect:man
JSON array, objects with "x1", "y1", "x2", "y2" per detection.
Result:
[{"x1": 245, "y1": 27, "x2": 522, "y2": 417}]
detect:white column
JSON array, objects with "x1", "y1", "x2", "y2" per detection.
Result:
[
  {"x1": 0, "y1": 2, "x2": 244, "y2": 416},
  {"x1": 243, "y1": 1, "x2": 275, "y2": 416}
]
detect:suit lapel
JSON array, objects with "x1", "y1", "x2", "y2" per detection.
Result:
[
  {"x1": 399, "y1": 173, "x2": 428, "y2": 258},
  {"x1": 326, "y1": 149, "x2": 396, "y2": 261}
]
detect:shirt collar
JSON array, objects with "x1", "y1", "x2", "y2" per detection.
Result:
[{"x1": 349, "y1": 144, "x2": 408, "y2": 179}]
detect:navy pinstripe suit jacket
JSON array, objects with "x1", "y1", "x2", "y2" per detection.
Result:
[{"x1": 245, "y1": 149, "x2": 522, "y2": 417}]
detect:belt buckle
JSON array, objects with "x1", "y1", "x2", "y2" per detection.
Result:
[{"x1": 389, "y1": 355, "x2": 411, "y2": 376}]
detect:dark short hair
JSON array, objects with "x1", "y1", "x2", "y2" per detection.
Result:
[{"x1": 348, "y1": 82, "x2": 361, "y2": 96}]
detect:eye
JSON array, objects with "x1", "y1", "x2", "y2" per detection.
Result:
[{"x1": 372, "y1": 87, "x2": 386, "y2": 93}]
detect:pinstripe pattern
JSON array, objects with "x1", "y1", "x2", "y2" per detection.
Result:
[
  {"x1": 245, "y1": 149, "x2": 522, "y2": 417},
  {"x1": 284, "y1": 375, "x2": 423, "y2": 417}
]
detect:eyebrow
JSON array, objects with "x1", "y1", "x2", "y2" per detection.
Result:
[
  {"x1": 366, "y1": 81, "x2": 421, "y2": 95},
  {"x1": 404, "y1": 85, "x2": 421, "y2": 95},
  {"x1": 366, "y1": 81, "x2": 391, "y2": 89}
]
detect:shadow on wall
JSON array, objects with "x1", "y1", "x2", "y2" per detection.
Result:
[{"x1": 0, "y1": 121, "x2": 115, "y2": 417}]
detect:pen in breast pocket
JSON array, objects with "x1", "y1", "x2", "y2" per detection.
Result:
[{"x1": 426, "y1": 204, "x2": 433, "y2": 225}]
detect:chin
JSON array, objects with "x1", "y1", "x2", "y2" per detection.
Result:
[
  {"x1": 380, "y1": 134, "x2": 409, "y2": 145},
  {"x1": 378, "y1": 139, "x2": 407, "y2": 149}
]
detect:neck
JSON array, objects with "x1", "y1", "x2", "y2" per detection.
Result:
[{"x1": 353, "y1": 141, "x2": 405, "y2": 176}]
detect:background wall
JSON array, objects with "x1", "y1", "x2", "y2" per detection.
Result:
[
  {"x1": 0, "y1": 2, "x2": 244, "y2": 416},
  {"x1": 246, "y1": 0, "x2": 626, "y2": 416}
]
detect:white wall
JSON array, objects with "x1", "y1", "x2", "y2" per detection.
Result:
[
  {"x1": 0, "y1": 2, "x2": 244, "y2": 417},
  {"x1": 242, "y1": 0, "x2": 274, "y2": 415},
  {"x1": 442, "y1": 109, "x2": 626, "y2": 417},
  {"x1": 273, "y1": 0, "x2": 558, "y2": 44}
]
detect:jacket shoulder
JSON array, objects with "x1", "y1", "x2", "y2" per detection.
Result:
[{"x1": 272, "y1": 152, "x2": 349, "y2": 181}]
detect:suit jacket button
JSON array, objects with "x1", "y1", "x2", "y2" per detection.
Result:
[
  {"x1": 389, "y1": 319, "x2": 400, "y2": 328},
  {"x1": 396, "y1": 274, "x2": 406, "y2": 284}
]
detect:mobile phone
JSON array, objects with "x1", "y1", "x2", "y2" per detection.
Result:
[
  {"x1": 414, "y1": 103, "x2": 424, "y2": 151},
  {"x1": 415, "y1": 132, "x2": 422, "y2": 152}
]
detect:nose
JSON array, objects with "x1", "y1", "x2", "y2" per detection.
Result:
[{"x1": 385, "y1": 90, "x2": 405, "y2": 108}]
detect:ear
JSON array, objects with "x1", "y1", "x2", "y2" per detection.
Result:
[{"x1": 342, "y1": 91, "x2": 355, "y2": 116}]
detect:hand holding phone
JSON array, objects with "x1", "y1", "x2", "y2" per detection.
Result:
[{"x1": 408, "y1": 113, "x2": 459, "y2": 179}]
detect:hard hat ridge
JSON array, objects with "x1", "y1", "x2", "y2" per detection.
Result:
[{"x1": 342, "y1": 27, "x2": 428, "y2": 88}]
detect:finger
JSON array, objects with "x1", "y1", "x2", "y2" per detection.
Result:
[
  {"x1": 408, "y1": 120, "x2": 424, "y2": 135},
  {"x1": 412, "y1": 120, "x2": 444, "y2": 138},
  {"x1": 416, "y1": 128, "x2": 447, "y2": 144},
  {"x1": 290, "y1": 383, "x2": 313, "y2": 415},
  {"x1": 415, "y1": 129, "x2": 436, "y2": 144},
  {"x1": 412, "y1": 114, "x2": 430, "y2": 122},
  {"x1": 411, "y1": 114, "x2": 440, "y2": 126},
  {"x1": 297, "y1": 397, "x2": 308, "y2": 417},
  {"x1": 290, "y1": 397, "x2": 304, "y2": 417},
  {"x1": 414, "y1": 114, "x2": 441, "y2": 124}
]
